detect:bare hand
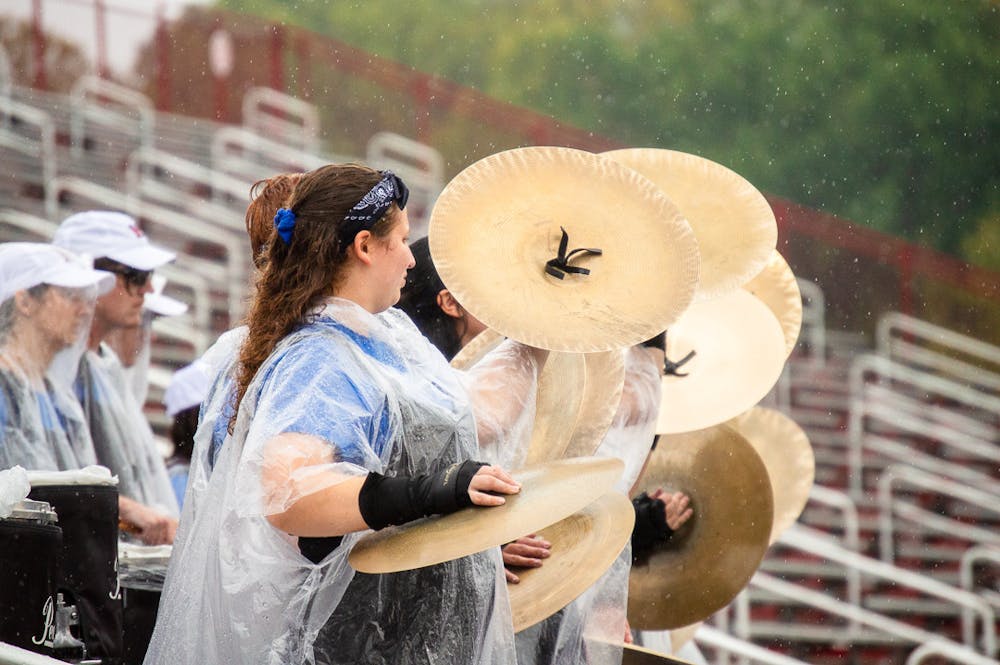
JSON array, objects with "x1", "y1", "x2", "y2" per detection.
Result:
[
  {"x1": 119, "y1": 496, "x2": 178, "y2": 545},
  {"x1": 650, "y1": 488, "x2": 692, "y2": 530},
  {"x1": 623, "y1": 618, "x2": 634, "y2": 644},
  {"x1": 502, "y1": 534, "x2": 551, "y2": 583},
  {"x1": 468, "y1": 465, "x2": 520, "y2": 506}
]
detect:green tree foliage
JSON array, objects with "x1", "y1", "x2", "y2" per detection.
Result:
[{"x1": 217, "y1": 0, "x2": 999, "y2": 262}]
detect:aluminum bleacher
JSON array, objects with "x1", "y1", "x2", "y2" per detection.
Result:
[{"x1": 2, "y1": 62, "x2": 999, "y2": 664}]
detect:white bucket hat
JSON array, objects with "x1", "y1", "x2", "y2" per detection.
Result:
[
  {"x1": 163, "y1": 360, "x2": 211, "y2": 417},
  {"x1": 52, "y1": 211, "x2": 175, "y2": 271},
  {"x1": 0, "y1": 242, "x2": 115, "y2": 305}
]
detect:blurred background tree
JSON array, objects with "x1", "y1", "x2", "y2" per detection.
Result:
[{"x1": 212, "y1": 0, "x2": 998, "y2": 265}]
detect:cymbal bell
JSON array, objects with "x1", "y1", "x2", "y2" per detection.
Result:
[
  {"x1": 656, "y1": 290, "x2": 787, "y2": 435},
  {"x1": 743, "y1": 251, "x2": 801, "y2": 357},
  {"x1": 349, "y1": 457, "x2": 624, "y2": 574},
  {"x1": 509, "y1": 492, "x2": 634, "y2": 632},
  {"x1": 628, "y1": 425, "x2": 773, "y2": 629},
  {"x1": 727, "y1": 407, "x2": 814, "y2": 543}
]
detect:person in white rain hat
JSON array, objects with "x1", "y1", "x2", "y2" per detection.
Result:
[
  {"x1": 0, "y1": 242, "x2": 113, "y2": 470},
  {"x1": 52, "y1": 210, "x2": 181, "y2": 544}
]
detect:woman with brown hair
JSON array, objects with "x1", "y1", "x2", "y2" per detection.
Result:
[{"x1": 145, "y1": 164, "x2": 521, "y2": 665}]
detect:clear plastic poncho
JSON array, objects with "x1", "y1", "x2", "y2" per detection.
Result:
[
  {"x1": 515, "y1": 345, "x2": 663, "y2": 665},
  {"x1": 72, "y1": 343, "x2": 178, "y2": 516},
  {"x1": 0, "y1": 285, "x2": 100, "y2": 472},
  {"x1": 145, "y1": 299, "x2": 517, "y2": 665}
]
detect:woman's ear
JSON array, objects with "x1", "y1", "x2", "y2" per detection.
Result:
[
  {"x1": 13, "y1": 290, "x2": 37, "y2": 317},
  {"x1": 436, "y1": 289, "x2": 464, "y2": 320},
  {"x1": 351, "y1": 230, "x2": 375, "y2": 266}
]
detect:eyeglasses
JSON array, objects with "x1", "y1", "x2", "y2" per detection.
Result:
[{"x1": 95, "y1": 261, "x2": 152, "y2": 292}]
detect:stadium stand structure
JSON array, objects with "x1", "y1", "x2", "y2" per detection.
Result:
[{"x1": 0, "y1": 47, "x2": 997, "y2": 664}]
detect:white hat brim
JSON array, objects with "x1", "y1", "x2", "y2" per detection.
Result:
[
  {"x1": 144, "y1": 292, "x2": 188, "y2": 317},
  {"x1": 109, "y1": 244, "x2": 176, "y2": 271},
  {"x1": 45, "y1": 265, "x2": 116, "y2": 295}
]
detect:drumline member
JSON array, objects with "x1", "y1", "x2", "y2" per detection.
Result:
[
  {"x1": 0, "y1": 243, "x2": 113, "y2": 470},
  {"x1": 397, "y1": 236, "x2": 694, "y2": 663},
  {"x1": 145, "y1": 164, "x2": 530, "y2": 664},
  {"x1": 51, "y1": 211, "x2": 180, "y2": 544}
]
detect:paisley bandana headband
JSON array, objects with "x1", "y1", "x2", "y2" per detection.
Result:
[{"x1": 339, "y1": 171, "x2": 410, "y2": 247}]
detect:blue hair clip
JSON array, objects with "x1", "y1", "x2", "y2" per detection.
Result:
[{"x1": 274, "y1": 208, "x2": 297, "y2": 245}]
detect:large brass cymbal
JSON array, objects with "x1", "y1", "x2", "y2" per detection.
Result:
[
  {"x1": 670, "y1": 623, "x2": 701, "y2": 652},
  {"x1": 430, "y1": 147, "x2": 701, "y2": 352},
  {"x1": 451, "y1": 329, "x2": 624, "y2": 464},
  {"x1": 727, "y1": 407, "x2": 814, "y2": 543},
  {"x1": 586, "y1": 640, "x2": 696, "y2": 664},
  {"x1": 349, "y1": 457, "x2": 623, "y2": 574},
  {"x1": 743, "y1": 251, "x2": 802, "y2": 357},
  {"x1": 628, "y1": 426, "x2": 773, "y2": 630},
  {"x1": 450, "y1": 327, "x2": 505, "y2": 371},
  {"x1": 656, "y1": 290, "x2": 786, "y2": 435},
  {"x1": 603, "y1": 148, "x2": 776, "y2": 303},
  {"x1": 562, "y1": 349, "x2": 626, "y2": 459},
  {"x1": 509, "y1": 492, "x2": 634, "y2": 632}
]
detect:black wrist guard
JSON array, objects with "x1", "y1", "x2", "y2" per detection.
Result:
[
  {"x1": 641, "y1": 332, "x2": 666, "y2": 352},
  {"x1": 358, "y1": 460, "x2": 488, "y2": 530},
  {"x1": 631, "y1": 492, "x2": 674, "y2": 564}
]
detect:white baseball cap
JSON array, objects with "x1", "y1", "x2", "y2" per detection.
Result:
[
  {"x1": 53, "y1": 211, "x2": 176, "y2": 271},
  {"x1": 0, "y1": 242, "x2": 116, "y2": 305},
  {"x1": 163, "y1": 360, "x2": 211, "y2": 417}
]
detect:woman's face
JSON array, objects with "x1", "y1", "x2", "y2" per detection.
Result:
[
  {"x1": 371, "y1": 209, "x2": 417, "y2": 311},
  {"x1": 35, "y1": 286, "x2": 97, "y2": 350}
]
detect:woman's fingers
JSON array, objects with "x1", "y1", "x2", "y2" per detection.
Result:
[
  {"x1": 469, "y1": 465, "x2": 521, "y2": 495},
  {"x1": 505, "y1": 568, "x2": 521, "y2": 584}
]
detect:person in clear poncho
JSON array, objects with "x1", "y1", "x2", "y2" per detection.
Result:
[
  {"x1": 145, "y1": 164, "x2": 526, "y2": 665},
  {"x1": 51, "y1": 211, "x2": 180, "y2": 544},
  {"x1": 397, "y1": 240, "x2": 694, "y2": 664},
  {"x1": 0, "y1": 243, "x2": 113, "y2": 471}
]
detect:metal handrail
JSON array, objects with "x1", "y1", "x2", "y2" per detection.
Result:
[
  {"x1": 0, "y1": 44, "x2": 11, "y2": 99},
  {"x1": 781, "y1": 524, "x2": 997, "y2": 655},
  {"x1": 0, "y1": 98, "x2": 56, "y2": 212},
  {"x1": 877, "y1": 312, "x2": 1000, "y2": 379},
  {"x1": 851, "y1": 354, "x2": 1000, "y2": 419},
  {"x1": 694, "y1": 625, "x2": 814, "y2": 665},
  {"x1": 0, "y1": 209, "x2": 60, "y2": 241},
  {"x1": 860, "y1": 432, "x2": 995, "y2": 490},
  {"x1": 210, "y1": 125, "x2": 335, "y2": 182},
  {"x1": 242, "y1": 86, "x2": 320, "y2": 152},
  {"x1": 47, "y1": 177, "x2": 247, "y2": 323},
  {"x1": 858, "y1": 394, "x2": 1000, "y2": 462},
  {"x1": 879, "y1": 465, "x2": 1000, "y2": 568},
  {"x1": 847, "y1": 353, "x2": 1000, "y2": 497},
  {"x1": 125, "y1": 147, "x2": 251, "y2": 226},
  {"x1": 751, "y1": 570, "x2": 960, "y2": 646},
  {"x1": 808, "y1": 484, "x2": 861, "y2": 552},
  {"x1": 863, "y1": 382, "x2": 998, "y2": 441},
  {"x1": 69, "y1": 75, "x2": 154, "y2": 159},
  {"x1": 905, "y1": 642, "x2": 1000, "y2": 665},
  {"x1": 961, "y1": 545, "x2": 1000, "y2": 657}
]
